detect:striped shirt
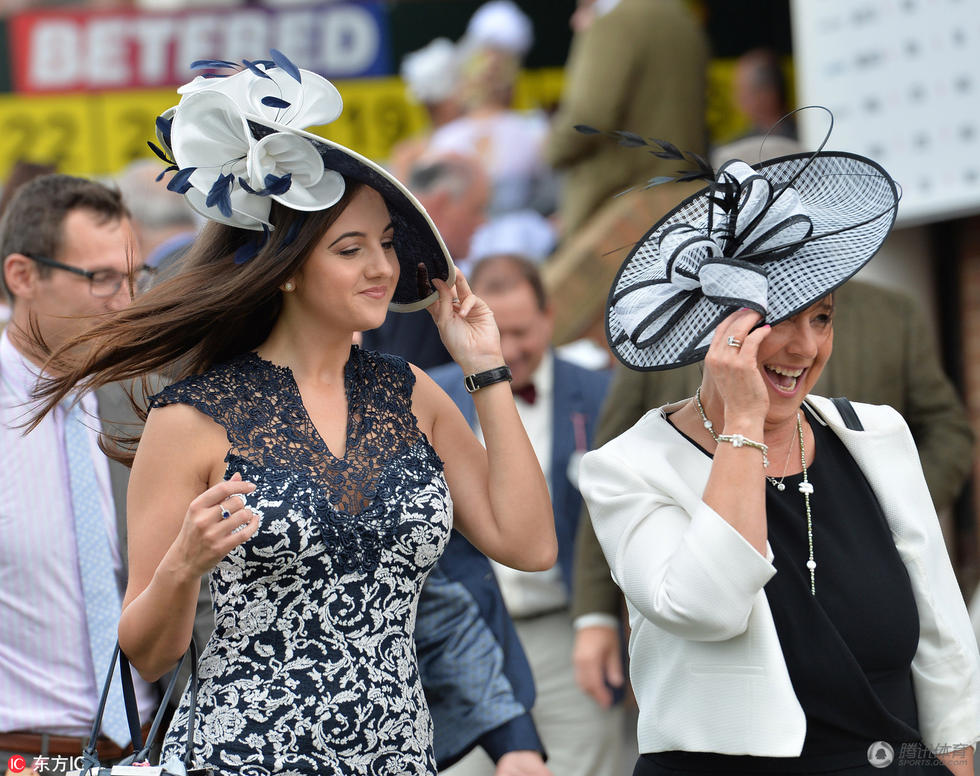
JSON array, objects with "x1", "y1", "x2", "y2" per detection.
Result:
[{"x1": 0, "y1": 329, "x2": 155, "y2": 735}]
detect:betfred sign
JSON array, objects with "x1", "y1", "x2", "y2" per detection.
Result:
[{"x1": 9, "y1": 2, "x2": 390, "y2": 94}]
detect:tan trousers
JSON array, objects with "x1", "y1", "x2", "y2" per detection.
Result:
[{"x1": 441, "y1": 610, "x2": 626, "y2": 776}]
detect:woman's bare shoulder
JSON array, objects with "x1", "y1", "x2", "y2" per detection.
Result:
[{"x1": 138, "y1": 402, "x2": 229, "y2": 484}]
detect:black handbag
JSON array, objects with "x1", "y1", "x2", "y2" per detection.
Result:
[{"x1": 71, "y1": 639, "x2": 208, "y2": 776}]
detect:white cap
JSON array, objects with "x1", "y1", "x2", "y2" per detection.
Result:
[
  {"x1": 400, "y1": 38, "x2": 460, "y2": 105},
  {"x1": 468, "y1": 210, "x2": 557, "y2": 264},
  {"x1": 463, "y1": 0, "x2": 533, "y2": 57}
]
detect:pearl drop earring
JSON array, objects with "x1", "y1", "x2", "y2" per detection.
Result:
[{"x1": 282, "y1": 281, "x2": 295, "y2": 292}]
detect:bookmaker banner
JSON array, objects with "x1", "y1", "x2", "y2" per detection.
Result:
[{"x1": 9, "y1": 2, "x2": 390, "y2": 94}]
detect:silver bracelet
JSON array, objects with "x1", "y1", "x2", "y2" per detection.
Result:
[{"x1": 716, "y1": 433, "x2": 769, "y2": 468}]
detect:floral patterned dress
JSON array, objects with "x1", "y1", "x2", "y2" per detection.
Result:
[{"x1": 151, "y1": 347, "x2": 452, "y2": 776}]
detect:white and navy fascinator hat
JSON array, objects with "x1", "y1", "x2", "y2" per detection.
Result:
[
  {"x1": 603, "y1": 124, "x2": 899, "y2": 371},
  {"x1": 151, "y1": 51, "x2": 454, "y2": 312}
]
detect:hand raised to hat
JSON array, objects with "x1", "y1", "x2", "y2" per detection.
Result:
[
  {"x1": 427, "y1": 271, "x2": 506, "y2": 374},
  {"x1": 703, "y1": 309, "x2": 772, "y2": 430}
]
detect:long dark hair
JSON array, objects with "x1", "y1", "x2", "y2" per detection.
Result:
[{"x1": 30, "y1": 179, "x2": 365, "y2": 462}]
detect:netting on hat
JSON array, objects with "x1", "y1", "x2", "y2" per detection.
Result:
[{"x1": 607, "y1": 152, "x2": 898, "y2": 371}]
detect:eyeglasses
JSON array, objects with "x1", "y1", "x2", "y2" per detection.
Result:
[{"x1": 27, "y1": 255, "x2": 156, "y2": 298}]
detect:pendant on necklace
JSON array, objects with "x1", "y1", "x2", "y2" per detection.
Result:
[{"x1": 775, "y1": 482, "x2": 785, "y2": 491}]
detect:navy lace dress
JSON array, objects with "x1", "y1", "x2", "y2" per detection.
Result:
[{"x1": 150, "y1": 346, "x2": 452, "y2": 776}]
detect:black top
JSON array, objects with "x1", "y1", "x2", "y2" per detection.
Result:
[{"x1": 639, "y1": 407, "x2": 950, "y2": 776}]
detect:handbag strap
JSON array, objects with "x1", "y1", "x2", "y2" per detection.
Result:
[
  {"x1": 831, "y1": 396, "x2": 865, "y2": 431},
  {"x1": 80, "y1": 639, "x2": 201, "y2": 773},
  {"x1": 131, "y1": 638, "x2": 199, "y2": 765},
  {"x1": 80, "y1": 643, "x2": 144, "y2": 770},
  {"x1": 183, "y1": 637, "x2": 200, "y2": 771}
]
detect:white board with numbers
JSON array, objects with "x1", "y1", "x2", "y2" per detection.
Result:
[{"x1": 791, "y1": 0, "x2": 980, "y2": 226}]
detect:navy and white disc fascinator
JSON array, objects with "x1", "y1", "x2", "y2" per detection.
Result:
[
  {"x1": 604, "y1": 128, "x2": 899, "y2": 370},
  {"x1": 152, "y1": 51, "x2": 454, "y2": 312}
]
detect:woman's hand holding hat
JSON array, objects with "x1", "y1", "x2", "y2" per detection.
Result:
[
  {"x1": 428, "y1": 272, "x2": 506, "y2": 375},
  {"x1": 703, "y1": 308, "x2": 771, "y2": 432}
]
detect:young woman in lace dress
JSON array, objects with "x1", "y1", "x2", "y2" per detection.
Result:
[{"x1": 33, "y1": 57, "x2": 556, "y2": 776}]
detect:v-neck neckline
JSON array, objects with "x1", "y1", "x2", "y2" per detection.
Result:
[{"x1": 247, "y1": 348, "x2": 358, "y2": 463}]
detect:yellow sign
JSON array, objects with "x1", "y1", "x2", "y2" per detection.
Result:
[
  {"x1": 0, "y1": 93, "x2": 102, "y2": 177},
  {"x1": 0, "y1": 69, "x2": 567, "y2": 181},
  {"x1": 0, "y1": 63, "x2": 745, "y2": 181}
]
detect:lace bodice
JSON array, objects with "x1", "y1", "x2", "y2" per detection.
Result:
[{"x1": 150, "y1": 346, "x2": 452, "y2": 775}]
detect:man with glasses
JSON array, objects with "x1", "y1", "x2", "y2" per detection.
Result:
[
  {"x1": 0, "y1": 174, "x2": 178, "y2": 776},
  {"x1": 25, "y1": 255, "x2": 153, "y2": 300}
]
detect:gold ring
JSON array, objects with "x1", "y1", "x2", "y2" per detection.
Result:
[{"x1": 726, "y1": 336, "x2": 743, "y2": 348}]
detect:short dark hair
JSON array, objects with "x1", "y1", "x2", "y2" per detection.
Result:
[
  {"x1": 0, "y1": 174, "x2": 130, "y2": 301},
  {"x1": 469, "y1": 254, "x2": 547, "y2": 311}
]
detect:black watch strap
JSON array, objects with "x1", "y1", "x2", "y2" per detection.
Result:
[{"x1": 463, "y1": 366, "x2": 513, "y2": 393}]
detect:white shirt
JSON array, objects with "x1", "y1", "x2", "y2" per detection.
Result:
[
  {"x1": 475, "y1": 352, "x2": 567, "y2": 618},
  {"x1": 0, "y1": 329, "x2": 156, "y2": 735}
]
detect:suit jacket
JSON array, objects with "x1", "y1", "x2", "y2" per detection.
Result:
[
  {"x1": 361, "y1": 310, "x2": 450, "y2": 372},
  {"x1": 572, "y1": 280, "x2": 976, "y2": 620},
  {"x1": 429, "y1": 354, "x2": 610, "y2": 595},
  {"x1": 417, "y1": 531, "x2": 542, "y2": 767},
  {"x1": 579, "y1": 396, "x2": 980, "y2": 755},
  {"x1": 546, "y1": 0, "x2": 708, "y2": 238}
]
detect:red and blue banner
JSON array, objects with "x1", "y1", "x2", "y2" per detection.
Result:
[{"x1": 9, "y1": 2, "x2": 391, "y2": 94}]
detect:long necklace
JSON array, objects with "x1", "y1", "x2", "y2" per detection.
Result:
[
  {"x1": 796, "y1": 416, "x2": 816, "y2": 595},
  {"x1": 693, "y1": 390, "x2": 817, "y2": 595}
]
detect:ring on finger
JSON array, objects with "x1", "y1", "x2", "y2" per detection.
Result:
[
  {"x1": 219, "y1": 504, "x2": 232, "y2": 520},
  {"x1": 451, "y1": 297, "x2": 460, "y2": 304},
  {"x1": 726, "y1": 336, "x2": 743, "y2": 349}
]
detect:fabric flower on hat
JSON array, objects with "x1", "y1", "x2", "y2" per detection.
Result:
[
  {"x1": 612, "y1": 161, "x2": 813, "y2": 347},
  {"x1": 153, "y1": 54, "x2": 346, "y2": 231}
]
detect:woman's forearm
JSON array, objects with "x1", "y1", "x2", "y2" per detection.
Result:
[
  {"x1": 118, "y1": 556, "x2": 202, "y2": 682},
  {"x1": 473, "y1": 381, "x2": 557, "y2": 570},
  {"x1": 701, "y1": 415, "x2": 769, "y2": 555}
]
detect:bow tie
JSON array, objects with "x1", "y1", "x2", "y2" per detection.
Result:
[{"x1": 512, "y1": 383, "x2": 537, "y2": 405}]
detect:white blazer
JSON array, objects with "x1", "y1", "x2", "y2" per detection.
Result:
[{"x1": 579, "y1": 395, "x2": 980, "y2": 757}]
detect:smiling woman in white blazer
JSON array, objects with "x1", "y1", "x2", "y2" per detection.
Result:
[
  {"x1": 581, "y1": 302, "x2": 980, "y2": 776},
  {"x1": 579, "y1": 145, "x2": 980, "y2": 775}
]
